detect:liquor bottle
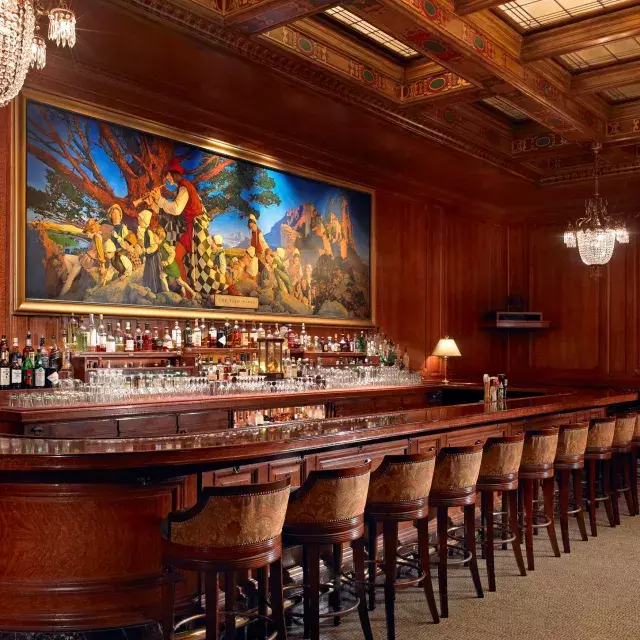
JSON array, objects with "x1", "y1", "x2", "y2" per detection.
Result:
[
  {"x1": 339, "y1": 333, "x2": 347, "y2": 352},
  {"x1": 184, "y1": 320, "x2": 193, "y2": 348},
  {"x1": 88, "y1": 313, "x2": 98, "y2": 351},
  {"x1": 216, "y1": 320, "x2": 227, "y2": 348},
  {"x1": 49, "y1": 335, "x2": 61, "y2": 373},
  {"x1": 163, "y1": 327, "x2": 173, "y2": 352},
  {"x1": 38, "y1": 336, "x2": 50, "y2": 371},
  {"x1": 257, "y1": 322, "x2": 266, "y2": 339},
  {"x1": 115, "y1": 322, "x2": 125, "y2": 352},
  {"x1": 77, "y1": 316, "x2": 88, "y2": 352},
  {"x1": 224, "y1": 318, "x2": 232, "y2": 346},
  {"x1": 232, "y1": 320, "x2": 241, "y2": 348},
  {"x1": 142, "y1": 322, "x2": 153, "y2": 351},
  {"x1": 172, "y1": 321, "x2": 182, "y2": 349},
  {"x1": 10, "y1": 338, "x2": 22, "y2": 389},
  {"x1": 153, "y1": 327, "x2": 163, "y2": 351},
  {"x1": 135, "y1": 321, "x2": 143, "y2": 351},
  {"x1": 59, "y1": 335, "x2": 73, "y2": 378},
  {"x1": 124, "y1": 322, "x2": 135, "y2": 352},
  {"x1": 23, "y1": 331, "x2": 33, "y2": 361},
  {"x1": 192, "y1": 320, "x2": 202, "y2": 348},
  {"x1": 208, "y1": 321, "x2": 216, "y2": 349},
  {"x1": 97, "y1": 315, "x2": 107, "y2": 352},
  {"x1": 105, "y1": 323, "x2": 116, "y2": 353},
  {"x1": 22, "y1": 347, "x2": 34, "y2": 389},
  {"x1": 324, "y1": 336, "x2": 330, "y2": 353},
  {"x1": 402, "y1": 347, "x2": 410, "y2": 370},
  {"x1": 68, "y1": 313, "x2": 78, "y2": 351},
  {"x1": 200, "y1": 319, "x2": 207, "y2": 346},
  {"x1": 241, "y1": 321, "x2": 249, "y2": 348},
  {"x1": 0, "y1": 336, "x2": 10, "y2": 390},
  {"x1": 300, "y1": 323, "x2": 307, "y2": 350},
  {"x1": 34, "y1": 345, "x2": 46, "y2": 388},
  {"x1": 287, "y1": 325, "x2": 296, "y2": 350},
  {"x1": 279, "y1": 323, "x2": 289, "y2": 340},
  {"x1": 250, "y1": 322, "x2": 258, "y2": 348}
]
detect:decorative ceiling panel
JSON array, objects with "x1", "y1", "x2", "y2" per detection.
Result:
[
  {"x1": 560, "y1": 36, "x2": 640, "y2": 69},
  {"x1": 603, "y1": 82, "x2": 640, "y2": 102},
  {"x1": 324, "y1": 6, "x2": 421, "y2": 58},
  {"x1": 498, "y1": 0, "x2": 631, "y2": 31},
  {"x1": 482, "y1": 96, "x2": 530, "y2": 121}
]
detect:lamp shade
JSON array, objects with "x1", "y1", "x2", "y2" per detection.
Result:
[{"x1": 432, "y1": 337, "x2": 461, "y2": 358}]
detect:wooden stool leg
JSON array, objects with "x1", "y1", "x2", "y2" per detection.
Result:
[
  {"x1": 508, "y1": 490, "x2": 526, "y2": 576},
  {"x1": 622, "y1": 453, "x2": 635, "y2": 517},
  {"x1": 269, "y1": 557, "x2": 287, "y2": 640},
  {"x1": 631, "y1": 447, "x2": 639, "y2": 517},
  {"x1": 482, "y1": 491, "x2": 496, "y2": 592},
  {"x1": 587, "y1": 459, "x2": 598, "y2": 537},
  {"x1": 611, "y1": 455, "x2": 621, "y2": 525},
  {"x1": 383, "y1": 521, "x2": 398, "y2": 640},
  {"x1": 437, "y1": 505, "x2": 449, "y2": 618},
  {"x1": 224, "y1": 571, "x2": 237, "y2": 640},
  {"x1": 559, "y1": 470, "x2": 571, "y2": 553},
  {"x1": 302, "y1": 546, "x2": 310, "y2": 639},
  {"x1": 417, "y1": 517, "x2": 439, "y2": 624},
  {"x1": 352, "y1": 537, "x2": 374, "y2": 640},
  {"x1": 573, "y1": 468, "x2": 589, "y2": 542},
  {"x1": 464, "y1": 504, "x2": 484, "y2": 599},
  {"x1": 205, "y1": 571, "x2": 219, "y2": 640},
  {"x1": 367, "y1": 521, "x2": 378, "y2": 611},
  {"x1": 307, "y1": 544, "x2": 321, "y2": 640},
  {"x1": 162, "y1": 566, "x2": 175, "y2": 640},
  {"x1": 532, "y1": 481, "x2": 540, "y2": 536},
  {"x1": 523, "y1": 480, "x2": 535, "y2": 570},
  {"x1": 257, "y1": 566, "x2": 269, "y2": 638},
  {"x1": 501, "y1": 490, "x2": 509, "y2": 551},
  {"x1": 542, "y1": 477, "x2": 561, "y2": 558},
  {"x1": 602, "y1": 459, "x2": 616, "y2": 528},
  {"x1": 331, "y1": 543, "x2": 343, "y2": 626}
]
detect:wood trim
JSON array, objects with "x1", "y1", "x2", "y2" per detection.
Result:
[
  {"x1": 571, "y1": 59, "x2": 640, "y2": 95},
  {"x1": 521, "y1": 6, "x2": 640, "y2": 61},
  {"x1": 453, "y1": 0, "x2": 505, "y2": 16}
]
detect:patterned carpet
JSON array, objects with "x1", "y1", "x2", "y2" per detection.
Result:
[{"x1": 319, "y1": 508, "x2": 640, "y2": 640}]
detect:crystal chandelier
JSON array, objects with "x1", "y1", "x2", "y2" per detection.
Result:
[
  {"x1": 0, "y1": 1, "x2": 76, "y2": 108},
  {"x1": 564, "y1": 142, "x2": 629, "y2": 277}
]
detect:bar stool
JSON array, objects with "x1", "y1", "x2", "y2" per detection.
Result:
[
  {"x1": 611, "y1": 412, "x2": 637, "y2": 523},
  {"x1": 476, "y1": 434, "x2": 526, "y2": 592},
  {"x1": 584, "y1": 417, "x2": 616, "y2": 536},
  {"x1": 161, "y1": 479, "x2": 291, "y2": 640},
  {"x1": 365, "y1": 452, "x2": 439, "y2": 640},
  {"x1": 518, "y1": 427, "x2": 560, "y2": 571},
  {"x1": 282, "y1": 462, "x2": 373, "y2": 640},
  {"x1": 430, "y1": 443, "x2": 484, "y2": 618},
  {"x1": 631, "y1": 414, "x2": 640, "y2": 516},
  {"x1": 554, "y1": 423, "x2": 589, "y2": 553}
]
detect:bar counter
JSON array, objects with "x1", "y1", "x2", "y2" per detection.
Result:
[{"x1": 0, "y1": 383, "x2": 636, "y2": 632}]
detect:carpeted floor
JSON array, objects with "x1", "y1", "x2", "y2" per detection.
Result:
[{"x1": 319, "y1": 508, "x2": 640, "y2": 640}]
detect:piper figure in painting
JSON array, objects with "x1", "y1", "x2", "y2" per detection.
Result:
[{"x1": 24, "y1": 98, "x2": 372, "y2": 320}]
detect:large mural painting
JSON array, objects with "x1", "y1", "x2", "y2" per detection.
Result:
[{"x1": 22, "y1": 96, "x2": 372, "y2": 321}]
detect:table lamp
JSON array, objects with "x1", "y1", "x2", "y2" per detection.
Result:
[{"x1": 432, "y1": 337, "x2": 461, "y2": 384}]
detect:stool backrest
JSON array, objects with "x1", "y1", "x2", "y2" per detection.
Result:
[
  {"x1": 586, "y1": 417, "x2": 616, "y2": 451},
  {"x1": 367, "y1": 451, "x2": 436, "y2": 504},
  {"x1": 521, "y1": 427, "x2": 559, "y2": 466},
  {"x1": 634, "y1": 414, "x2": 640, "y2": 441},
  {"x1": 285, "y1": 461, "x2": 371, "y2": 525},
  {"x1": 556, "y1": 422, "x2": 589, "y2": 460},
  {"x1": 479, "y1": 434, "x2": 524, "y2": 478},
  {"x1": 168, "y1": 479, "x2": 291, "y2": 548},
  {"x1": 613, "y1": 413, "x2": 637, "y2": 446},
  {"x1": 431, "y1": 444, "x2": 483, "y2": 492}
]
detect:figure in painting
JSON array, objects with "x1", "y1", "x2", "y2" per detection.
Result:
[
  {"x1": 155, "y1": 227, "x2": 202, "y2": 301},
  {"x1": 103, "y1": 239, "x2": 133, "y2": 284},
  {"x1": 137, "y1": 210, "x2": 163, "y2": 293},
  {"x1": 59, "y1": 218, "x2": 106, "y2": 296},
  {"x1": 248, "y1": 213, "x2": 269, "y2": 269},
  {"x1": 296, "y1": 263, "x2": 314, "y2": 307}
]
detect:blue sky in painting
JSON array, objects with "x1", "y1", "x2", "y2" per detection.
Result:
[{"x1": 26, "y1": 101, "x2": 371, "y2": 263}]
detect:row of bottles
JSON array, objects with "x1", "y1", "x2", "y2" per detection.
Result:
[
  {"x1": 0, "y1": 333, "x2": 70, "y2": 390},
  {"x1": 234, "y1": 405, "x2": 326, "y2": 428}
]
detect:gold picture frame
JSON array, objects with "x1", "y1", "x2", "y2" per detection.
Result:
[{"x1": 13, "y1": 89, "x2": 376, "y2": 326}]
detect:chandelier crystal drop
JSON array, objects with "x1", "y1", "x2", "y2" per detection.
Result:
[
  {"x1": 564, "y1": 142, "x2": 629, "y2": 276},
  {"x1": 31, "y1": 26, "x2": 46, "y2": 69},
  {"x1": 48, "y1": 0, "x2": 75, "y2": 47}
]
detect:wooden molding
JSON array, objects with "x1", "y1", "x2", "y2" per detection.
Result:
[
  {"x1": 572, "y1": 59, "x2": 640, "y2": 95},
  {"x1": 453, "y1": 0, "x2": 504, "y2": 16},
  {"x1": 521, "y1": 5, "x2": 640, "y2": 61}
]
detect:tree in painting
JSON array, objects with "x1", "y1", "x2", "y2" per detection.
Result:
[{"x1": 25, "y1": 100, "x2": 372, "y2": 320}]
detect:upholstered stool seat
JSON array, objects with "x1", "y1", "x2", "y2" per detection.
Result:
[
  {"x1": 161, "y1": 479, "x2": 291, "y2": 640},
  {"x1": 610, "y1": 412, "x2": 637, "y2": 523},
  {"x1": 554, "y1": 422, "x2": 590, "y2": 552},
  {"x1": 518, "y1": 427, "x2": 561, "y2": 571},
  {"x1": 476, "y1": 434, "x2": 526, "y2": 592},
  {"x1": 584, "y1": 417, "x2": 616, "y2": 536},
  {"x1": 282, "y1": 462, "x2": 373, "y2": 640},
  {"x1": 365, "y1": 452, "x2": 439, "y2": 640},
  {"x1": 429, "y1": 444, "x2": 484, "y2": 618}
]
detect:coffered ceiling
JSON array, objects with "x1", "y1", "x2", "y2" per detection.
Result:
[{"x1": 118, "y1": 0, "x2": 640, "y2": 185}]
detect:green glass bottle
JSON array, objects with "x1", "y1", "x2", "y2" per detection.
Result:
[{"x1": 22, "y1": 350, "x2": 34, "y2": 389}]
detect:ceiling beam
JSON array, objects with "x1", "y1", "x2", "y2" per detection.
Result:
[
  {"x1": 347, "y1": 0, "x2": 605, "y2": 141},
  {"x1": 521, "y1": 5, "x2": 640, "y2": 62},
  {"x1": 571, "y1": 58, "x2": 640, "y2": 95},
  {"x1": 453, "y1": 0, "x2": 504, "y2": 16}
]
